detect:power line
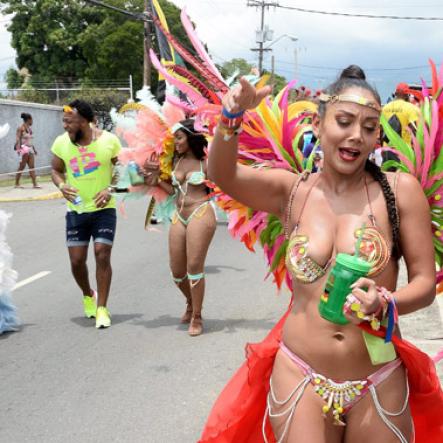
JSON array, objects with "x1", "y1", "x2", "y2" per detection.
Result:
[
  {"x1": 247, "y1": 1, "x2": 279, "y2": 73},
  {"x1": 84, "y1": 0, "x2": 147, "y2": 22},
  {"x1": 273, "y1": 61, "x2": 430, "y2": 71},
  {"x1": 277, "y1": 4, "x2": 443, "y2": 20}
]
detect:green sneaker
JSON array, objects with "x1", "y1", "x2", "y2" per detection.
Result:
[
  {"x1": 96, "y1": 306, "x2": 111, "y2": 329},
  {"x1": 83, "y1": 292, "x2": 97, "y2": 318}
]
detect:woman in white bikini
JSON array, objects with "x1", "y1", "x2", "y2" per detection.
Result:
[{"x1": 145, "y1": 119, "x2": 216, "y2": 337}]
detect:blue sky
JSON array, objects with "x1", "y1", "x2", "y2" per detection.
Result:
[{"x1": 2, "y1": 1, "x2": 443, "y2": 101}]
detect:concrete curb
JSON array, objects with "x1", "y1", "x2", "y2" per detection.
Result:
[{"x1": 0, "y1": 191, "x2": 63, "y2": 203}]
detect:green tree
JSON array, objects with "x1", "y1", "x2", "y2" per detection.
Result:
[
  {"x1": 221, "y1": 57, "x2": 288, "y2": 94},
  {"x1": 66, "y1": 89, "x2": 129, "y2": 130},
  {"x1": 0, "y1": 1, "x2": 103, "y2": 84},
  {"x1": 0, "y1": 0, "x2": 192, "y2": 94},
  {"x1": 5, "y1": 68, "x2": 23, "y2": 89},
  {"x1": 16, "y1": 84, "x2": 51, "y2": 104},
  {"x1": 263, "y1": 69, "x2": 288, "y2": 95},
  {"x1": 221, "y1": 58, "x2": 255, "y2": 79}
]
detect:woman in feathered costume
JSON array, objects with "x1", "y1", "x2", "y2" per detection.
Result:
[
  {"x1": 114, "y1": 97, "x2": 216, "y2": 336},
  {"x1": 0, "y1": 123, "x2": 20, "y2": 335},
  {"x1": 123, "y1": 5, "x2": 442, "y2": 439},
  {"x1": 144, "y1": 118, "x2": 216, "y2": 337},
  {"x1": 198, "y1": 65, "x2": 443, "y2": 442}
]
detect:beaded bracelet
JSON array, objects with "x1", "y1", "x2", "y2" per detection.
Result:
[
  {"x1": 222, "y1": 108, "x2": 245, "y2": 119},
  {"x1": 345, "y1": 287, "x2": 397, "y2": 335},
  {"x1": 347, "y1": 299, "x2": 382, "y2": 331},
  {"x1": 377, "y1": 286, "x2": 398, "y2": 342},
  {"x1": 217, "y1": 124, "x2": 243, "y2": 141},
  {"x1": 219, "y1": 107, "x2": 244, "y2": 130}
]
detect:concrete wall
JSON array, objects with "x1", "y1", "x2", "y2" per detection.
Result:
[{"x1": 0, "y1": 99, "x2": 64, "y2": 177}]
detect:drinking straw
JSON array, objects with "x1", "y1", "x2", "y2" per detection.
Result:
[{"x1": 354, "y1": 223, "x2": 366, "y2": 257}]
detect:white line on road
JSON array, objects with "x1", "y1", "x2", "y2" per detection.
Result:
[{"x1": 13, "y1": 271, "x2": 51, "y2": 291}]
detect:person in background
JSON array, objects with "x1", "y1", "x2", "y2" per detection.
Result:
[
  {"x1": 50, "y1": 100, "x2": 121, "y2": 329},
  {"x1": 143, "y1": 119, "x2": 216, "y2": 337},
  {"x1": 382, "y1": 83, "x2": 420, "y2": 146},
  {"x1": 14, "y1": 112, "x2": 40, "y2": 188}
]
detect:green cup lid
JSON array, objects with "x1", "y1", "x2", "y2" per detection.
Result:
[{"x1": 335, "y1": 253, "x2": 372, "y2": 273}]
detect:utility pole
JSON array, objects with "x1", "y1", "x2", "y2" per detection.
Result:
[
  {"x1": 143, "y1": 0, "x2": 153, "y2": 87},
  {"x1": 247, "y1": 0, "x2": 279, "y2": 74},
  {"x1": 271, "y1": 55, "x2": 275, "y2": 85}
]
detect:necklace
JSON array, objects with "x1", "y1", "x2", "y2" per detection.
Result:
[{"x1": 75, "y1": 131, "x2": 97, "y2": 151}]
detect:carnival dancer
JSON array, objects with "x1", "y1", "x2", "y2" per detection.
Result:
[
  {"x1": 14, "y1": 112, "x2": 41, "y2": 188},
  {"x1": 51, "y1": 100, "x2": 122, "y2": 329},
  {"x1": 142, "y1": 119, "x2": 216, "y2": 336},
  {"x1": 200, "y1": 66, "x2": 443, "y2": 442}
]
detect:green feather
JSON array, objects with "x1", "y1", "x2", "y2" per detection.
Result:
[
  {"x1": 270, "y1": 240, "x2": 288, "y2": 271},
  {"x1": 380, "y1": 114, "x2": 415, "y2": 166},
  {"x1": 381, "y1": 160, "x2": 409, "y2": 173}
]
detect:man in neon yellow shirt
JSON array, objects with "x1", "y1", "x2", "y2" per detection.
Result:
[
  {"x1": 51, "y1": 100, "x2": 121, "y2": 329},
  {"x1": 382, "y1": 82, "x2": 420, "y2": 146}
]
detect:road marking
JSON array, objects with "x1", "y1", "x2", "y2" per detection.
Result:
[{"x1": 13, "y1": 271, "x2": 51, "y2": 290}]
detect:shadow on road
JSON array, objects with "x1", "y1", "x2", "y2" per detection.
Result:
[
  {"x1": 0, "y1": 323, "x2": 34, "y2": 339},
  {"x1": 205, "y1": 265, "x2": 246, "y2": 274},
  {"x1": 70, "y1": 313, "x2": 144, "y2": 327},
  {"x1": 134, "y1": 314, "x2": 276, "y2": 334}
]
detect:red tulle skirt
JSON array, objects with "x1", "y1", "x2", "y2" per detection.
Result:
[{"x1": 199, "y1": 307, "x2": 443, "y2": 443}]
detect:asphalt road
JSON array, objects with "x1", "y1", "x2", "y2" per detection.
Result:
[
  {"x1": 1, "y1": 198, "x2": 441, "y2": 443},
  {"x1": 0, "y1": 199, "x2": 286, "y2": 443}
]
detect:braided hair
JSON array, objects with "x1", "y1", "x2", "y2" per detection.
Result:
[
  {"x1": 365, "y1": 160, "x2": 401, "y2": 258},
  {"x1": 321, "y1": 65, "x2": 401, "y2": 258}
]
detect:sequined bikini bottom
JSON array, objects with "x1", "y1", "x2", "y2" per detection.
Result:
[{"x1": 263, "y1": 342, "x2": 410, "y2": 443}]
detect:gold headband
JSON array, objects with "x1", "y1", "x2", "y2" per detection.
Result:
[{"x1": 319, "y1": 93, "x2": 381, "y2": 113}]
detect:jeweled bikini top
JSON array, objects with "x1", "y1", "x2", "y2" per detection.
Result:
[{"x1": 284, "y1": 172, "x2": 391, "y2": 284}]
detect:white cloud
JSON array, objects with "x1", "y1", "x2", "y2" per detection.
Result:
[
  {"x1": 2, "y1": 2, "x2": 443, "y2": 100},
  {"x1": 170, "y1": 0, "x2": 443, "y2": 100}
]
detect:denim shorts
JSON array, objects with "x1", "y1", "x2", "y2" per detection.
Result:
[{"x1": 66, "y1": 208, "x2": 117, "y2": 247}]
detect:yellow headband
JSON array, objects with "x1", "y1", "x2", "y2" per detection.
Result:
[
  {"x1": 319, "y1": 93, "x2": 381, "y2": 113},
  {"x1": 63, "y1": 105, "x2": 78, "y2": 114}
]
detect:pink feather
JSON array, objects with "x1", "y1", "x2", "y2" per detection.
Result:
[
  {"x1": 165, "y1": 95, "x2": 194, "y2": 114},
  {"x1": 380, "y1": 148, "x2": 415, "y2": 173},
  {"x1": 421, "y1": 102, "x2": 438, "y2": 187},
  {"x1": 150, "y1": 50, "x2": 209, "y2": 109},
  {"x1": 180, "y1": 8, "x2": 225, "y2": 84},
  {"x1": 433, "y1": 347, "x2": 443, "y2": 363},
  {"x1": 162, "y1": 101, "x2": 186, "y2": 127}
]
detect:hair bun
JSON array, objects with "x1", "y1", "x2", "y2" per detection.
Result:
[
  {"x1": 20, "y1": 112, "x2": 32, "y2": 121},
  {"x1": 340, "y1": 65, "x2": 366, "y2": 81}
]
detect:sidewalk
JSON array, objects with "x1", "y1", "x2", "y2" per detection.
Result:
[{"x1": 0, "y1": 182, "x2": 62, "y2": 202}]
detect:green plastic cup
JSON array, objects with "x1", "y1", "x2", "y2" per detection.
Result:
[{"x1": 318, "y1": 253, "x2": 372, "y2": 325}]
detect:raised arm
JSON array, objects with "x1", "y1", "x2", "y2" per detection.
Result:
[
  {"x1": 394, "y1": 173, "x2": 436, "y2": 314},
  {"x1": 208, "y1": 78, "x2": 294, "y2": 217}
]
